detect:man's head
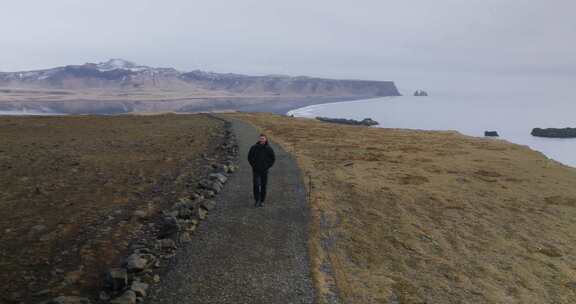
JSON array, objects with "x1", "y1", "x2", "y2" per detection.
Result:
[{"x1": 258, "y1": 134, "x2": 268, "y2": 145}]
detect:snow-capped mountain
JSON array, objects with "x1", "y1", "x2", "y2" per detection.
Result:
[{"x1": 0, "y1": 59, "x2": 400, "y2": 97}]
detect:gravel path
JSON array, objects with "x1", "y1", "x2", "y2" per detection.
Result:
[{"x1": 147, "y1": 116, "x2": 314, "y2": 304}]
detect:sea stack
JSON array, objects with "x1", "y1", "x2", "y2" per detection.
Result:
[{"x1": 414, "y1": 90, "x2": 429, "y2": 96}]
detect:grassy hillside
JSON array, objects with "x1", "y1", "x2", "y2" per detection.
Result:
[{"x1": 229, "y1": 112, "x2": 576, "y2": 304}]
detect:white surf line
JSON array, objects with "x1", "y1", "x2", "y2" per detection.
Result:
[{"x1": 287, "y1": 96, "x2": 396, "y2": 117}]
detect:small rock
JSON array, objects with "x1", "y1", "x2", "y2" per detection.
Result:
[
  {"x1": 209, "y1": 173, "x2": 228, "y2": 184},
  {"x1": 174, "y1": 197, "x2": 194, "y2": 209},
  {"x1": 110, "y1": 290, "x2": 137, "y2": 304},
  {"x1": 201, "y1": 200, "x2": 217, "y2": 211},
  {"x1": 64, "y1": 270, "x2": 83, "y2": 285},
  {"x1": 33, "y1": 289, "x2": 51, "y2": 297},
  {"x1": 198, "y1": 179, "x2": 211, "y2": 190},
  {"x1": 8, "y1": 291, "x2": 22, "y2": 301},
  {"x1": 153, "y1": 275, "x2": 160, "y2": 283},
  {"x1": 197, "y1": 208, "x2": 208, "y2": 220},
  {"x1": 185, "y1": 224, "x2": 197, "y2": 233},
  {"x1": 157, "y1": 238, "x2": 177, "y2": 250},
  {"x1": 211, "y1": 163, "x2": 227, "y2": 173},
  {"x1": 133, "y1": 247, "x2": 152, "y2": 255},
  {"x1": 48, "y1": 296, "x2": 92, "y2": 304},
  {"x1": 31, "y1": 224, "x2": 47, "y2": 233},
  {"x1": 165, "y1": 210, "x2": 179, "y2": 218},
  {"x1": 198, "y1": 179, "x2": 223, "y2": 193},
  {"x1": 99, "y1": 291, "x2": 111, "y2": 301},
  {"x1": 159, "y1": 215, "x2": 180, "y2": 237},
  {"x1": 133, "y1": 210, "x2": 147, "y2": 220},
  {"x1": 105, "y1": 268, "x2": 128, "y2": 291},
  {"x1": 130, "y1": 281, "x2": 149, "y2": 298},
  {"x1": 190, "y1": 192, "x2": 203, "y2": 200},
  {"x1": 213, "y1": 181, "x2": 224, "y2": 193},
  {"x1": 39, "y1": 232, "x2": 54, "y2": 242},
  {"x1": 176, "y1": 208, "x2": 193, "y2": 219},
  {"x1": 537, "y1": 245, "x2": 563, "y2": 257},
  {"x1": 202, "y1": 190, "x2": 215, "y2": 198},
  {"x1": 129, "y1": 243, "x2": 148, "y2": 251},
  {"x1": 125, "y1": 254, "x2": 149, "y2": 272},
  {"x1": 179, "y1": 232, "x2": 192, "y2": 243}
]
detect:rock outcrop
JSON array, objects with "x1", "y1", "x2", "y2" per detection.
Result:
[
  {"x1": 316, "y1": 116, "x2": 379, "y2": 126},
  {"x1": 531, "y1": 127, "x2": 576, "y2": 138},
  {"x1": 414, "y1": 90, "x2": 429, "y2": 96}
]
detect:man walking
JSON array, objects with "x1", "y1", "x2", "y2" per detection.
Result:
[{"x1": 248, "y1": 133, "x2": 275, "y2": 207}]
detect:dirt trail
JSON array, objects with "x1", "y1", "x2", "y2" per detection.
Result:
[{"x1": 147, "y1": 116, "x2": 314, "y2": 303}]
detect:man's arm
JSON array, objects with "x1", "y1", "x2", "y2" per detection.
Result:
[
  {"x1": 267, "y1": 146, "x2": 276, "y2": 169},
  {"x1": 248, "y1": 145, "x2": 256, "y2": 167}
]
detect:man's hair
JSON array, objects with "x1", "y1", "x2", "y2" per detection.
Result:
[{"x1": 259, "y1": 134, "x2": 267, "y2": 138}]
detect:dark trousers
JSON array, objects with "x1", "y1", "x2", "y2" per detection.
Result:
[{"x1": 252, "y1": 170, "x2": 268, "y2": 202}]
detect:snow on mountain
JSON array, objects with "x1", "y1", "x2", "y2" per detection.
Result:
[{"x1": 94, "y1": 59, "x2": 150, "y2": 72}]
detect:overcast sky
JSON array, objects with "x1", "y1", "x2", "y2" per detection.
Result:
[{"x1": 1, "y1": 0, "x2": 575, "y2": 94}]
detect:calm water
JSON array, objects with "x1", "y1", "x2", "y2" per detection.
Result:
[
  {"x1": 288, "y1": 95, "x2": 576, "y2": 167},
  {"x1": 0, "y1": 110, "x2": 63, "y2": 116}
]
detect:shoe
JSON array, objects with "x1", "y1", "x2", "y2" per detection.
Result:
[
  {"x1": 258, "y1": 201, "x2": 264, "y2": 207},
  {"x1": 254, "y1": 201, "x2": 260, "y2": 207}
]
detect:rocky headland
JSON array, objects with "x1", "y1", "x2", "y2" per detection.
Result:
[
  {"x1": 0, "y1": 59, "x2": 400, "y2": 114},
  {"x1": 531, "y1": 127, "x2": 576, "y2": 138},
  {"x1": 413, "y1": 89, "x2": 429, "y2": 96}
]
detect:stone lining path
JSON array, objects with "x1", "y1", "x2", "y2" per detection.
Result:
[{"x1": 147, "y1": 115, "x2": 314, "y2": 304}]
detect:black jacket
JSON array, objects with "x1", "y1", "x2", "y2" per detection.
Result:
[{"x1": 248, "y1": 141, "x2": 275, "y2": 172}]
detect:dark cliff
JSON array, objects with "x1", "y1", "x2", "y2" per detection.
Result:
[{"x1": 180, "y1": 71, "x2": 400, "y2": 97}]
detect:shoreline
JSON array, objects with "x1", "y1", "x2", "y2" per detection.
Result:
[
  {"x1": 0, "y1": 95, "x2": 394, "y2": 116},
  {"x1": 286, "y1": 95, "x2": 576, "y2": 169},
  {"x1": 287, "y1": 96, "x2": 395, "y2": 116}
]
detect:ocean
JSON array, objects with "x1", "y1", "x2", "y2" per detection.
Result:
[
  {"x1": 0, "y1": 110, "x2": 63, "y2": 116},
  {"x1": 288, "y1": 95, "x2": 576, "y2": 168}
]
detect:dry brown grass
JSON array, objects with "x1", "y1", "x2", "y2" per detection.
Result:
[
  {"x1": 227, "y1": 112, "x2": 576, "y2": 304},
  {"x1": 0, "y1": 114, "x2": 224, "y2": 302}
]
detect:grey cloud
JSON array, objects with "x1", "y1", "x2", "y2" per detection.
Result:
[{"x1": 1, "y1": 0, "x2": 574, "y2": 94}]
